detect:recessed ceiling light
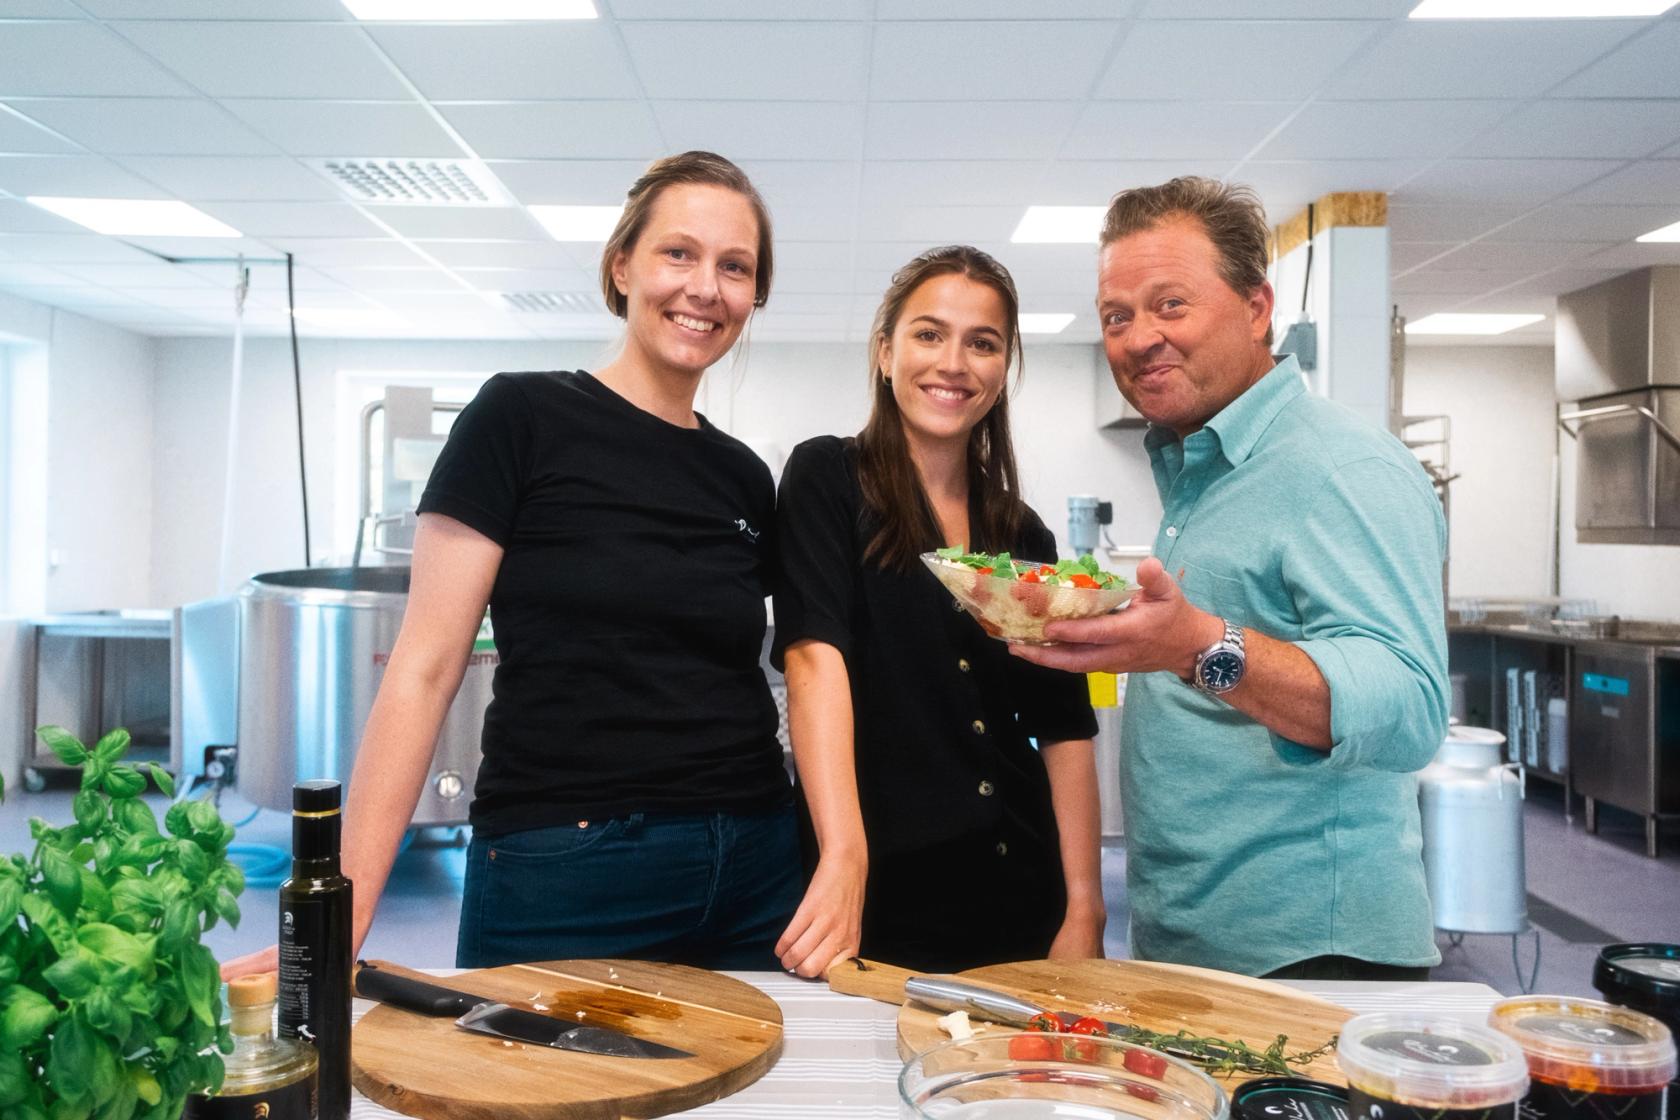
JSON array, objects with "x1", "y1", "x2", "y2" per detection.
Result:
[
  {"x1": 1019, "y1": 313, "x2": 1076, "y2": 334},
  {"x1": 1010, "y1": 206, "x2": 1107, "y2": 245},
  {"x1": 1405, "y1": 313, "x2": 1545, "y2": 335},
  {"x1": 1409, "y1": 0, "x2": 1676, "y2": 16},
  {"x1": 26, "y1": 197, "x2": 241, "y2": 238},
  {"x1": 342, "y1": 0, "x2": 595, "y2": 18},
  {"x1": 1636, "y1": 218, "x2": 1680, "y2": 243},
  {"x1": 528, "y1": 204, "x2": 623, "y2": 242},
  {"x1": 292, "y1": 308, "x2": 409, "y2": 329}
]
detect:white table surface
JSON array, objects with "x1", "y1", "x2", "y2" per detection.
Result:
[{"x1": 349, "y1": 970, "x2": 1503, "y2": 1119}]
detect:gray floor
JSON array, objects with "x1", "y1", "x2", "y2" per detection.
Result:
[{"x1": 2, "y1": 774, "x2": 1674, "y2": 995}]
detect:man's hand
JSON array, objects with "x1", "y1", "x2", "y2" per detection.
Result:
[
  {"x1": 1010, "y1": 557, "x2": 1223, "y2": 677},
  {"x1": 220, "y1": 943, "x2": 279, "y2": 981}
]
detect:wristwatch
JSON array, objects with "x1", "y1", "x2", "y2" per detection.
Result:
[{"x1": 1188, "y1": 618, "x2": 1246, "y2": 695}]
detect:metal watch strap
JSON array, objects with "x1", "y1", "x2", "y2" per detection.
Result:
[{"x1": 1189, "y1": 619, "x2": 1245, "y2": 693}]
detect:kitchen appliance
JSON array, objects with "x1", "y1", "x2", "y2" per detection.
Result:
[
  {"x1": 828, "y1": 957, "x2": 1351, "y2": 1085},
  {"x1": 1068, "y1": 494, "x2": 1113, "y2": 556},
  {"x1": 1571, "y1": 643, "x2": 1677, "y2": 857},
  {"x1": 1418, "y1": 726, "x2": 1528, "y2": 937},
  {"x1": 351, "y1": 959, "x2": 781, "y2": 1120},
  {"x1": 236, "y1": 567, "x2": 492, "y2": 825},
  {"x1": 1555, "y1": 267, "x2": 1680, "y2": 546}
]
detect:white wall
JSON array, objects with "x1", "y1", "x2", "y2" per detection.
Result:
[
  {"x1": 1402, "y1": 344, "x2": 1557, "y2": 603},
  {"x1": 148, "y1": 335, "x2": 1160, "y2": 607}
]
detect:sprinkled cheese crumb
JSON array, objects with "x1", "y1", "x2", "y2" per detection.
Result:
[
  {"x1": 576, "y1": 1010, "x2": 587, "y2": 1020},
  {"x1": 938, "y1": 1011, "x2": 976, "y2": 1041}
]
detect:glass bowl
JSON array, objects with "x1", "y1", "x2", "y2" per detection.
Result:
[
  {"x1": 921, "y1": 553, "x2": 1136, "y2": 645},
  {"x1": 900, "y1": 1033, "x2": 1230, "y2": 1120}
]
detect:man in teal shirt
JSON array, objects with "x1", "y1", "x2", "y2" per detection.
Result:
[{"x1": 1015, "y1": 177, "x2": 1447, "y2": 979}]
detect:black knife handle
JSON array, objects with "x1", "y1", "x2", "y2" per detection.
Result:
[{"x1": 354, "y1": 965, "x2": 484, "y2": 1017}]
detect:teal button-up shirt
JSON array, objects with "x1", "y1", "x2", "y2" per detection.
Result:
[{"x1": 1120, "y1": 355, "x2": 1448, "y2": 976}]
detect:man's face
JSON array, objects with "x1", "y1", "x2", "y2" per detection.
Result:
[{"x1": 1097, "y1": 216, "x2": 1274, "y2": 437}]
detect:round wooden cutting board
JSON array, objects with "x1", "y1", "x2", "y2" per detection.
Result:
[
  {"x1": 892, "y1": 958, "x2": 1352, "y2": 1087},
  {"x1": 352, "y1": 959, "x2": 783, "y2": 1120}
]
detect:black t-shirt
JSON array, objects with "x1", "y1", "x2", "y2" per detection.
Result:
[
  {"x1": 770, "y1": 435, "x2": 1098, "y2": 858},
  {"x1": 417, "y1": 370, "x2": 789, "y2": 836}
]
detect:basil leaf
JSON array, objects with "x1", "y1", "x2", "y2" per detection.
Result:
[
  {"x1": 101, "y1": 768, "x2": 146, "y2": 800},
  {"x1": 91, "y1": 729, "x2": 129, "y2": 765},
  {"x1": 42, "y1": 953, "x2": 99, "y2": 1001},
  {"x1": 34, "y1": 727, "x2": 86, "y2": 768},
  {"x1": 0, "y1": 986, "x2": 60, "y2": 1051},
  {"x1": 180, "y1": 944, "x2": 220, "y2": 1028},
  {"x1": 145, "y1": 764, "x2": 175, "y2": 799},
  {"x1": 39, "y1": 848, "x2": 81, "y2": 915}
]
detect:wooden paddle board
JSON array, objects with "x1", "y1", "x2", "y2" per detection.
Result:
[
  {"x1": 352, "y1": 959, "x2": 782, "y2": 1120},
  {"x1": 830, "y1": 957, "x2": 1352, "y2": 1087}
]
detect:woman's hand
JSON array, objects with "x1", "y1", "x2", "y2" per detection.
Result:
[
  {"x1": 774, "y1": 850, "x2": 867, "y2": 979},
  {"x1": 1047, "y1": 904, "x2": 1107, "y2": 959},
  {"x1": 220, "y1": 944, "x2": 279, "y2": 981}
]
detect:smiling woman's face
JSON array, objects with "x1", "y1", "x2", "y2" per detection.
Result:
[
  {"x1": 880, "y1": 272, "x2": 1011, "y2": 455},
  {"x1": 611, "y1": 182, "x2": 761, "y2": 381}
]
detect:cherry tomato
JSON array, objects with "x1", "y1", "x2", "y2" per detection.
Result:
[
  {"x1": 1009, "y1": 1033, "x2": 1057, "y2": 1061},
  {"x1": 1027, "y1": 1013, "x2": 1060, "y2": 1033},
  {"x1": 1126, "y1": 1084, "x2": 1161, "y2": 1102},
  {"x1": 1069, "y1": 574, "x2": 1100, "y2": 589},
  {"x1": 1019, "y1": 571, "x2": 1041, "y2": 584},
  {"x1": 976, "y1": 566, "x2": 994, "y2": 575},
  {"x1": 1068, "y1": 1016, "x2": 1107, "y2": 1036},
  {"x1": 1123, "y1": 1048, "x2": 1169, "y2": 1080}
]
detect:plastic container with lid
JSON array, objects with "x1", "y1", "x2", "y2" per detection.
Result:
[
  {"x1": 1337, "y1": 1014, "x2": 1530, "y2": 1120},
  {"x1": 1595, "y1": 945, "x2": 1680, "y2": 1037},
  {"x1": 1488, "y1": 996, "x2": 1674, "y2": 1120},
  {"x1": 1231, "y1": 1078, "x2": 1350, "y2": 1120}
]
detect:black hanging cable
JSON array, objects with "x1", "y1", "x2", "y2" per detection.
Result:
[
  {"x1": 1301, "y1": 203, "x2": 1315, "y2": 316},
  {"x1": 286, "y1": 253, "x2": 312, "y2": 566}
]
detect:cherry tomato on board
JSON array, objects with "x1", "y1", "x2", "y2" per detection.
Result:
[
  {"x1": 1122, "y1": 1047, "x2": 1169, "y2": 1080},
  {"x1": 1009, "y1": 1033, "x2": 1057, "y2": 1061}
]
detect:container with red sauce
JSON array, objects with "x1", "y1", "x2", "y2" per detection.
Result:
[
  {"x1": 1488, "y1": 996, "x2": 1675, "y2": 1120},
  {"x1": 1338, "y1": 1014, "x2": 1530, "y2": 1120}
]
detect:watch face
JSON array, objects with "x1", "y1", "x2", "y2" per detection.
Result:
[{"x1": 1201, "y1": 650, "x2": 1244, "y2": 691}]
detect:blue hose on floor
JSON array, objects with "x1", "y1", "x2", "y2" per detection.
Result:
[{"x1": 228, "y1": 843, "x2": 291, "y2": 888}]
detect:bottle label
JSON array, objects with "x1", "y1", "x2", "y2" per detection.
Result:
[
  {"x1": 184, "y1": 1078, "x2": 316, "y2": 1120},
  {"x1": 278, "y1": 897, "x2": 331, "y2": 1043}
]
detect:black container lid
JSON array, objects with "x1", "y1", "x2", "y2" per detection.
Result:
[
  {"x1": 1595, "y1": 944, "x2": 1680, "y2": 1009},
  {"x1": 1233, "y1": 1077, "x2": 1350, "y2": 1120},
  {"x1": 293, "y1": 779, "x2": 342, "y2": 814}
]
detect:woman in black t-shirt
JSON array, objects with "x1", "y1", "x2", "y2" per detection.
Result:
[
  {"x1": 221, "y1": 152, "x2": 800, "y2": 979},
  {"x1": 771, "y1": 246, "x2": 1105, "y2": 976}
]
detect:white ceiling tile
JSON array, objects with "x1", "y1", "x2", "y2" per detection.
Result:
[
  {"x1": 0, "y1": 154, "x2": 172, "y2": 197},
  {"x1": 770, "y1": 205, "x2": 853, "y2": 243},
  {"x1": 0, "y1": 232, "x2": 162, "y2": 263},
  {"x1": 1484, "y1": 204, "x2": 1680, "y2": 243},
  {"x1": 1550, "y1": 22, "x2": 1680, "y2": 98},
  {"x1": 8, "y1": 98, "x2": 278, "y2": 156},
  {"x1": 259, "y1": 237, "x2": 428, "y2": 267},
  {"x1": 862, "y1": 161, "x2": 1048, "y2": 209},
  {"x1": 654, "y1": 101, "x2": 864, "y2": 162},
  {"x1": 1391, "y1": 268, "x2": 1538, "y2": 295},
  {"x1": 768, "y1": 266, "x2": 854, "y2": 295},
  {"x1": 57, "y1": 262, "x2": 218, "y2": 288},
  {"x1": 1042, "y1": 160, "x2": 1233, "y2": 204},
  {"x1": 113, "y1": 22, "x2": 412, "y2": 99},
  {"x1": 1469, "y1": 100, "x2": 1680, "y2": 160},
  {"x1": 1558, "y1": 159, "x2": 1680, "y2": 205},
  {"x1": 1235, "y1": 160, "x2": 1431, "y2": 214},
  {"x1": 318, "y1": 265, "x2": 465, "y2": 290},
  {"x1": 0, "y1": 108, "x2": 78, "y2": 154},
  {"x1": 869, "y1": 102, "x2": 1083, "y2": 161},
  {"x1": 611, "y1": 0, "x2": 873, "y2": 17},
  {"x1": 117, "y1": 234, "x2": 279, "y2": 259},
  {"x1": 1258, "y1": 101, "x2": 1509, "y2": 160},
  {"x1": 485, "y1": 160, "x2": 649, "y2": 205},
  {"x1": 440, "y1": 103, "x2": 661, "y2": 160},
  {"x1": 415, "y1": 241, "x2": 578, "y2": 269},
  {"x1": 0, "y1": 261, "x2": 83, "y2": 285},
  {"x1": 878, "y1": 0, "x2": 1137, "y2": 16},
  {"x1": 79, "y1": 0, "x2": 353, "y2": 16},
  {"x1": 1317, "y1": 21, "x2": 1642, "y2": 100},
  {"x1": 1139, "y1": 0, "x2": 1412, "y2": 14},
  {"x1": 761, "y1": 241, "x2": 848, "y2": 274},
  {"x1": 0, "y1": 197, "x2": 86, "y2": 233},
  {"x1": 368, "y1": 23, "x2": 639, "y2": 101},
  {"x1": 194, "y1": 202, "x2": 385, "y2": 238},
  {"x1": 1576, "y1": 239, "x2": 1680, "y2": 269},
  {"x1": 116, "y1": 156, "x2": 342, "y2": 201},
  {"x1": 1098, "y1": 20, "x2": 1380, "y2": 100},
  {"x1": 737, "y1": 161, "x2": 858, "y2": 220},
  {"x1": 1394, "y1": 159, "x2": 1623, "y2": 206},
  {"x1": 0, "y1": 1, "x2": 86, "y2": 13},
  {"x1": 1062, "y1": 102, "x2": 1295, "y2": 161},
  {"x1": 373, "y1": 206, "x2": 548, "y2": 240},
  {"x1": 871, "y1": 22, "x2": 1119, "y2": 101},
  {"x1": 125, "y1": 287, "x2": 254, "y2": 309},
  {"x1": 1423, "y1": 239, "x2": 1613, "y2": 272},
  {"x1": 453, "y1": 266, "x2": 596, "y2": 292},
  {"x1": 0, "y1": 23, "x2": 194, "y2": 96},
  {"x1": 1391, "y1": 242, "x2": 1458, "y2": 272},
  {"x1": 624, "y1": 23, "x2": 868, "y2": 101},
  {"x1": 1481, "y1": 268, "x2": 1621, "y2": 300},
  {"x1": 375, "y1": 291, "x2": 504, "y2": 312},
  {"x1": 1388, "y1": 204, "x2": 1532, "y2": 242},
  {"x1": 222, "y1": 101, "x2": 465, "y2": 159},
  {"x1": 855, "y1": 204, "x2": 1023, "y2": 243}
]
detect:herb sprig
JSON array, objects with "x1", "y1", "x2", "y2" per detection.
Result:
[{"x1": 1104, "y1": 1023, "x2": 1339, "y2": 1078}]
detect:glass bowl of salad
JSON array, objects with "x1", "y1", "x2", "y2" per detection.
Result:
[{"x1": 921, "y1": 548, "x2": 1135, "y2": 645}]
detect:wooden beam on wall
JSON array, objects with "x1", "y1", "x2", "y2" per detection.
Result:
[{"x1": 1271, "y1": 191, "x2": 1387, "y2": 261}]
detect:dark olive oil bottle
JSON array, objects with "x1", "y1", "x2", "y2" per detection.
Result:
[{"x1": 277, "y1": 780, "x2": 352, "y2": 1120}]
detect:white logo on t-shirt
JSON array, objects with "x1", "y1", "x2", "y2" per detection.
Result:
[{"x1": 734, "y1": 518, "x2": 760, "y2": 542}]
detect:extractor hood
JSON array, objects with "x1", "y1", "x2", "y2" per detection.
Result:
[{"x1": 1556, "y1": 267, "x2": 1680, "y2": 546}]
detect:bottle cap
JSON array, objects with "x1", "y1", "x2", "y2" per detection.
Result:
[
  {"x1": 1336, "y1": 1013, "x2": 1529, "y2": 1109},
  {"x1": 227, "y1": 971, "x2": 278, "y2": 1008},
  {"x1": 293, "y1": 780, "x2": 342, "y2": 814},
  {"x1": 1231, "y1": 1077, "x2": 1349, "y2": 1120},
  {"x1": 1489, "y1": 996, "x2": 1675, "y2": 1091}
]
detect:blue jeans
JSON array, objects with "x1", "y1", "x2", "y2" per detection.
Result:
[{"x1": 456, "y1": 802, "x2": 801, "y2": 970}]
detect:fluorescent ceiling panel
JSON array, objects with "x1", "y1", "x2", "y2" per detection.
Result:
[
  {"x1": 1636, "y1": 218, "x2": 1680, "y2": 242},
  {"x1": 1409, "y1": 0, "x2": 1676, "y2": 15},
  {"x1": 528, "y1": 204, "x2": 623, "y2": 241},
  {"x1": 343, "y1": 0, "x2": 595, "y2": 17},
  {"x1": 26, "y1": 197, "x2": 241, "y2": 237},
  {"x1": 1011, "y1": 206, "x2": 1106, "y2": 244},
  {"x1": 1405, "y1": 313, "x2": 1545, "y2": 334},
  {"x1": 1019, "y1": 313, "x2": 1076, "y2": 334},
  {"x1": 292, "y1": 307, "x2": 408, "y2": 328}
]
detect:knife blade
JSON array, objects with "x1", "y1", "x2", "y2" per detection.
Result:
[{"x1": 354, "y1": 962, "x2": 694, "y2": 1060}]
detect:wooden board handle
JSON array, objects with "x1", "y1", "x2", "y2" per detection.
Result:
[{"x1": 826, "y1": 957, "x2": 926, "y2": 1005}]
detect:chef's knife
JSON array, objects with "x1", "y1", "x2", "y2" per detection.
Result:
[{"x1": 354, "y1": 962, "x2": 694, "y2": 1060}]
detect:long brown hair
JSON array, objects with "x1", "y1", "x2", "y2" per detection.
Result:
[
  {"x1": 599, "y1": 150, "x2": 775, "y2": 316},
  {"x1": 857, "y1": 245, "x2": 1025, "y2": 570}
]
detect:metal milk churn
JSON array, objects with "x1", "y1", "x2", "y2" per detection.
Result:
[{"x1": 1417, "y1": 725, "x2": 1528, "y2": 934}]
